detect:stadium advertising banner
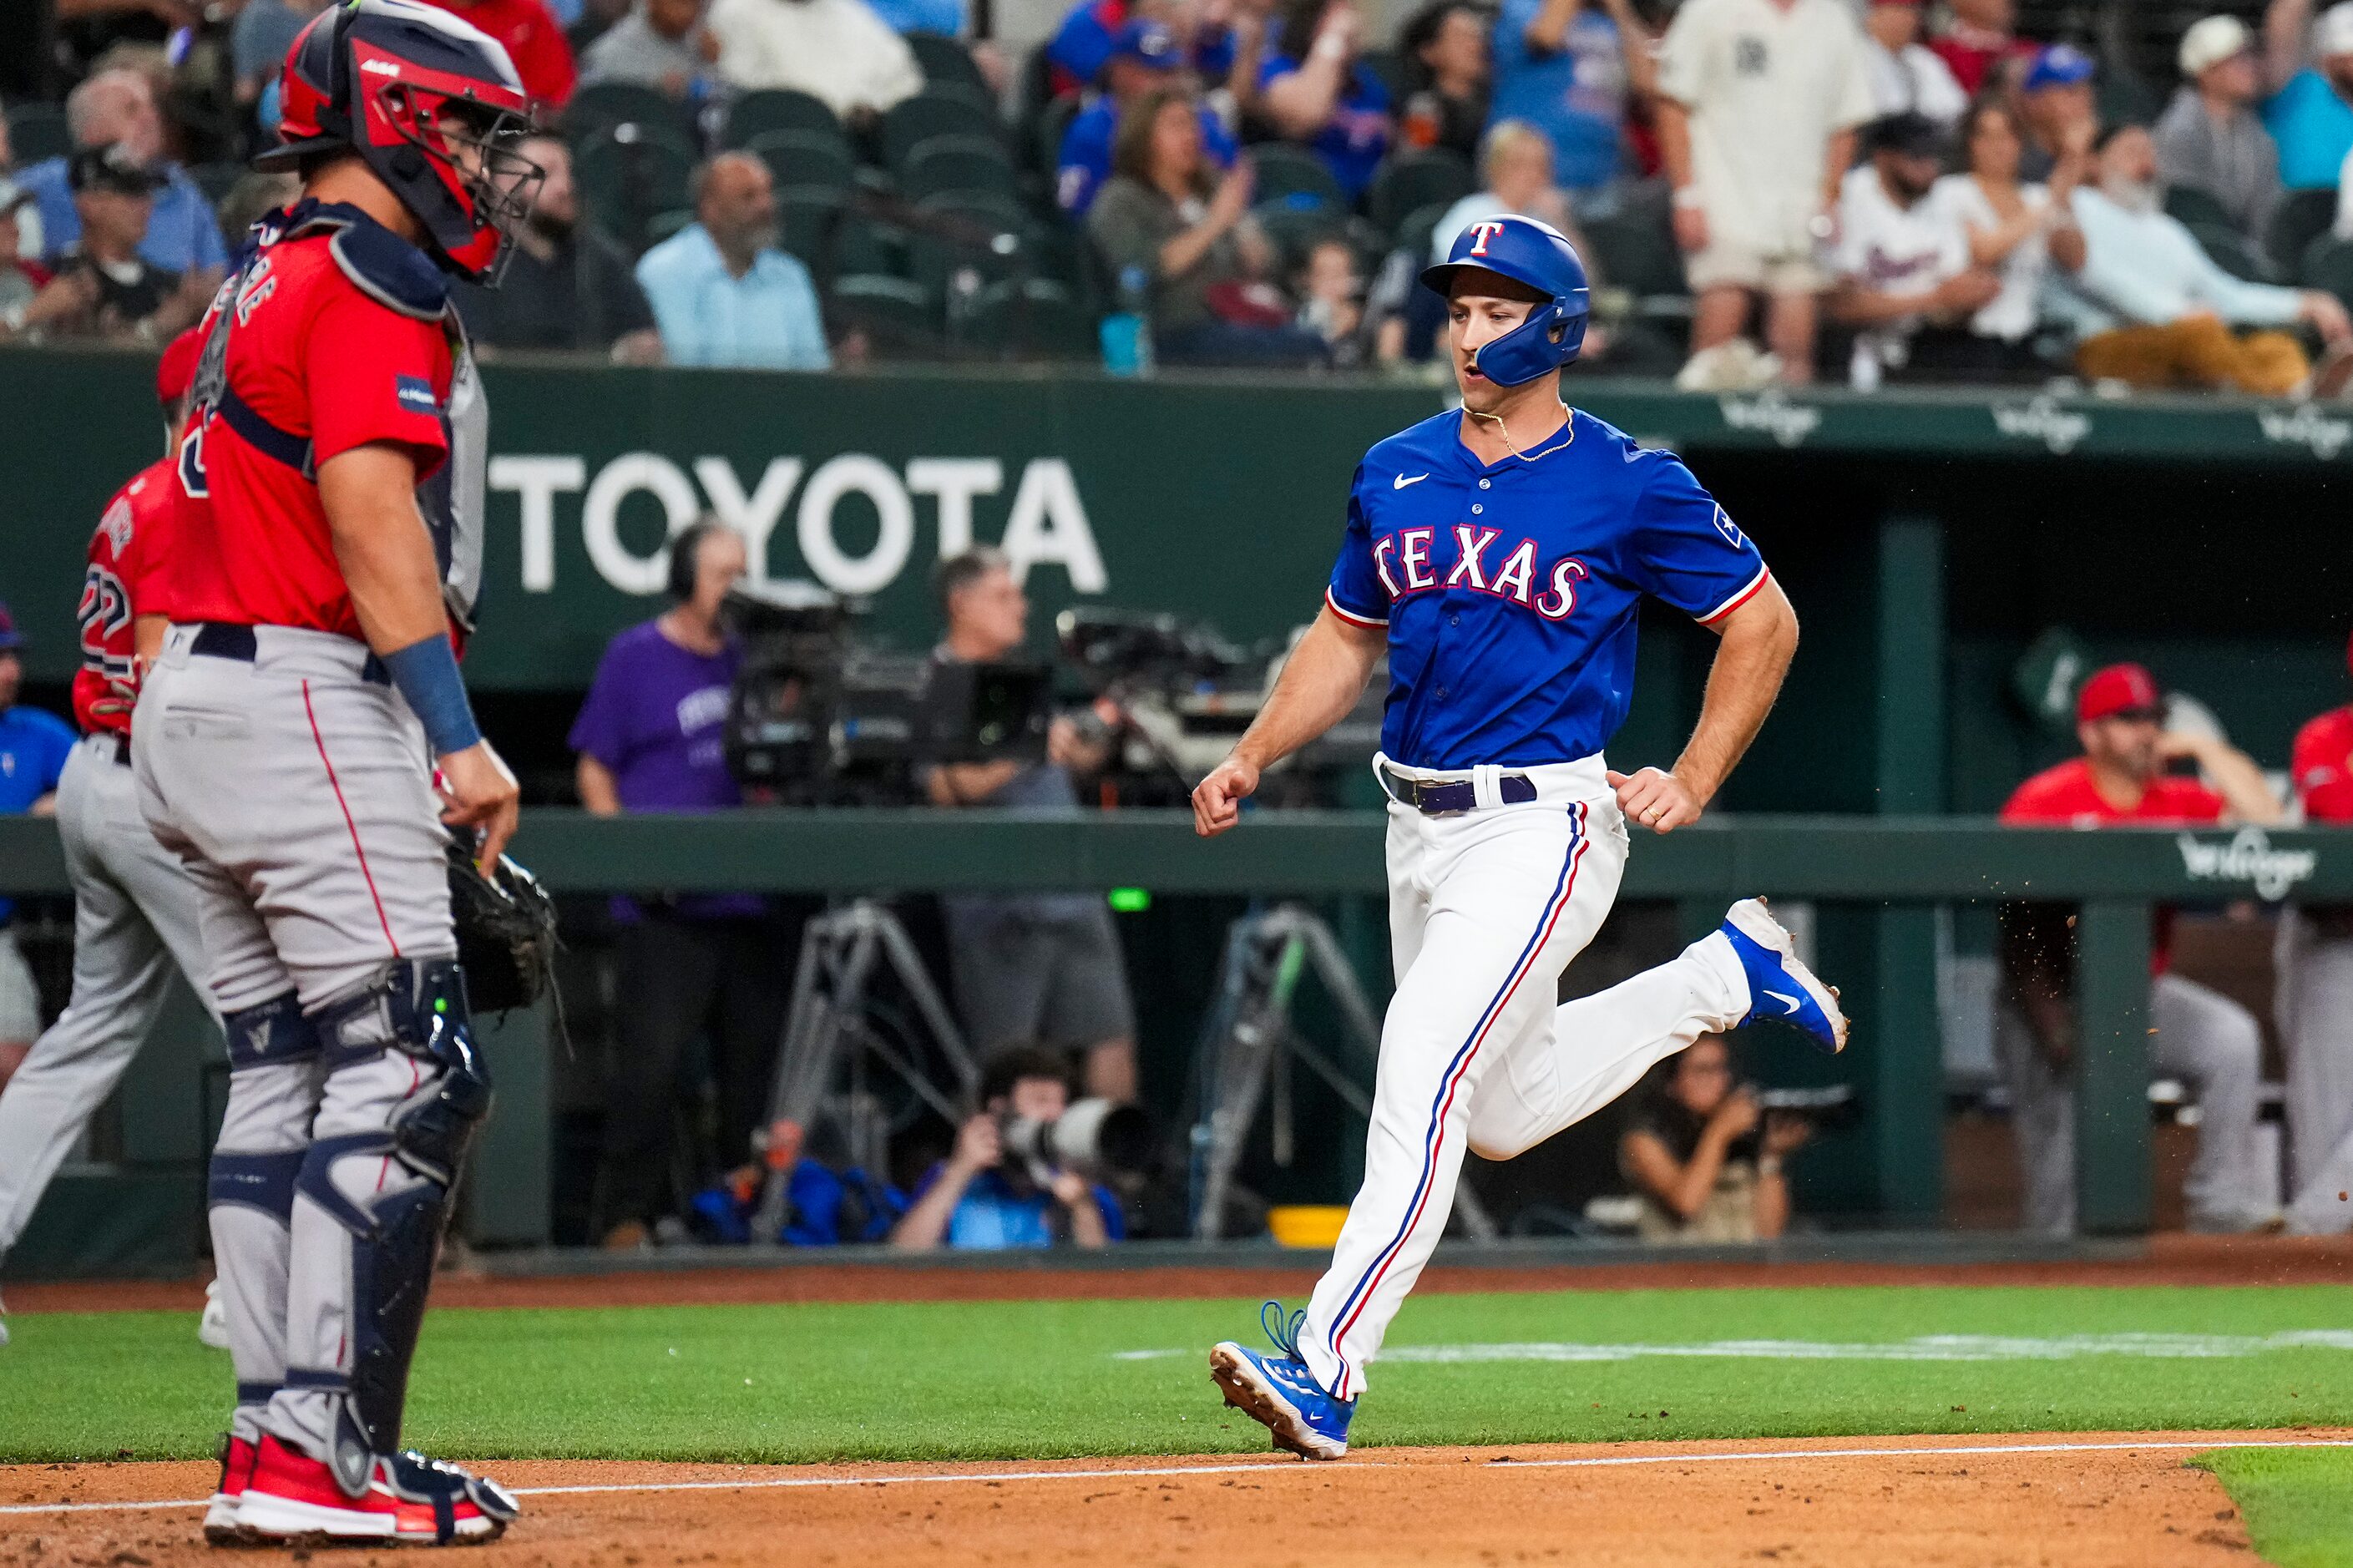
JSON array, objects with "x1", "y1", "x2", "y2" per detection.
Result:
[{"x1": 8, "y1": 350, "x2": 2345, "y2": 690}]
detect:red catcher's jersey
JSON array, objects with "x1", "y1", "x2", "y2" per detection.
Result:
[
  {"x1": 74, "y1": 458, "x2": 180, "y2": 738},
  {"x1": 168, "y1": 229, "x2": 452, "y2": 640}
]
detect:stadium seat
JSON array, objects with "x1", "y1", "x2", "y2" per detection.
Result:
[
  {"x1": 882, "y1": 92, "x2": 1005, "y2": 168},
  {"x1": 1033, "y1": 94, "x2": 1082, "y2": 182},
  {"x1": 2301, "y1": 233, "x2": 2353, "y2": 309},
  {"x1": 2162, "y1": 185, "x2": 2234, "y2": 235},
  {"x1": 574, "y1": 124, "x2": 696, "y2": 253},
  {"x1": 190, "y1": 162, "x2": 245, "y2": 207},
  {"x1": 906, "y1": 32, "x2": 991, "y2": 97},
  {"x1": 1357, "y1": 48, "x2": 1408, "y2": 104},
  {"x1": 1247, "y1": 144, "x2": 1345, "y2": 212},
  {"x1": 1394, "y1": 199, "x2": 1457, "y2": 266},
  {"x1": 907, "y1": 191, "x2": 1034, "y2": 302},
  {"x1": 830, "y1": 273, "x2": 942, "y2": 354},
  {"x1": 646, "y1": 207, "x2": 696, "y2": 246},
  {"x1": 1365, "y1": 148, "x2": 1475, "y2": 235},
  {"x1": 962, "y1": 277, "x2": 1101, "y2": 362},
  {"x1": 1251, "y1": 200, "x2": 1345, "y2": 271},
  {"x1": 898, "y1": 134, "x2": 1018, "y2": 201},
  {"x1": 5, "y1": 103, "x2": 69, "y2": 165},
  {"x1": 2186, "y1": 220, "x2": 2277, "y2": 284},
  {"x1": 2269, "y1": 188, "x2": 2338, "y2": 279},
  {"x1": 723, "y1": 89, "x2": 843, "y2": 150},
  {"x1": 744, "y1": 129, "x2": 857, "y2": 192},
  {"x1": 1577, "y1": 204, "x2": 1688, "y2": 306},
  {"x1": 567, "y1": 81, "x2": 694, "y2": 145}
]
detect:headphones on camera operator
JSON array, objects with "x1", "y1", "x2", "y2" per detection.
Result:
[{"x1": 665, "y1": 518, "x2": 727, "y2": 602}]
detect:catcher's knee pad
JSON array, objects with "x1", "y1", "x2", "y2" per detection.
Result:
[
  {"x1": 224, "y1": 991, "x2": 321, "y2": 1072},
  {"x1": 316, "y1": 959, "x2": 495, "y2": 1188}
]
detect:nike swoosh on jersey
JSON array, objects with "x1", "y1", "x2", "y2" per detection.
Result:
[
  {"x1": 1394, "y1": 473, "x2": 1429, "y2": 489},
  {"x1": 1767, "y1": 989, "x2": 1802, "y2": 1014}
]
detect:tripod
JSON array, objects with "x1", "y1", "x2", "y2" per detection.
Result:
[
  {"x1": 1190, "y1": 903, "x2": 1497, "y2": 1242},
  {"x1": 750, "y1": 898, "x2": 977, "y2": 1238}
]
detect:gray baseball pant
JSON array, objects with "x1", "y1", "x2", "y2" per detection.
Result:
[
  {"x1": 2277, "y1": 916, "x2": 2353, "y2": 1235},
  {"x1": 136, "y1": 624, "x2": 458, "y2": 1459},
  {"x1": 0, "y1": 734, "x2": 217, "y2": 1263},
  {"x1": 1995, "y1": 971, "x2": 2264, "y2": 1234}
]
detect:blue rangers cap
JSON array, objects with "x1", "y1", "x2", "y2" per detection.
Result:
[{"x1": 1420, "y1": 214, "x2": 1591, "y2": 386}]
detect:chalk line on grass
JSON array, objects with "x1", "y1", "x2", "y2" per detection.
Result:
[
  {"x1": 1111, "y1": 1331, "x2": 2353, "y2": 1364},
  {"x1": 8, "y1": 1437, "x2": 2353, "y2": 1519}
]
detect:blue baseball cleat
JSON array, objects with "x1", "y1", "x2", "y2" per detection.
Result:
[
  {"x1": 1209, "y1": 1302, "x2": 1355, "y2": 1461},
  {"x1": 1720, "y1": 898, "x2": 1849, "y2": 1054}
]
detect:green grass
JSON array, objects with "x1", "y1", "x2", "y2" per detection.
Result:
[
  {"x1": 2, "y1": 1284, "x2": 2348, "y2": 1464},
  {"x1": 2198, "y1": 1447, "x2": 2353, "y2": 1568}
]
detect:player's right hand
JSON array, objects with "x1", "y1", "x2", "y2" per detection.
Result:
[
  {"x1": 1193, "y1": 754, "x2": 1261, "y2": 837},
  {"x1": 438, "y1": 739, "x2": 521, "y2": 869}
]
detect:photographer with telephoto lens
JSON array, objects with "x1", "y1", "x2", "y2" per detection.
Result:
[{"x1": 889, "y1": 1046, "x2": 1128, "y2": 1250}]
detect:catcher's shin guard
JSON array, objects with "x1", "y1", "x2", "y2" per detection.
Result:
[
  {"x1": 210, "y1": 993, "x2": 321, "y2": 1444},
  {"x1": 299, "y1": 959, "x2": 493, "y2": 1494}
]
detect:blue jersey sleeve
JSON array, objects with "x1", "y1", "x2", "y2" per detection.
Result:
[
  {"x1": 1324, "y1": 464, "x2": 1389, "y2": 627},
  {"x1": 1626, "y1": 453, "x2": 1769, "y2": 624}
]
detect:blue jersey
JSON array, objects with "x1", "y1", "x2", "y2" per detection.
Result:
[
  {"x1": 0, "y1": 704, "x2": 76, "y2": 927},
  {"x1": 1056, "y1": 97, "x2": 1237, "y2": 215},
  {"x1": 1324, "y1": 409, "x2": 1769, "y2": 771}
]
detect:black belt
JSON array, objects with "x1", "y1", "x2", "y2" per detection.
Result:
[
  {"x1": 1379, "y1": 765, "x2": 1538, "y2": 815},
  {"x1": 105, "y1": 733, "x2": 130, "y2": 767},
  {"x1": 190, "y1": 622, "x2": 388, "y2": 685}
]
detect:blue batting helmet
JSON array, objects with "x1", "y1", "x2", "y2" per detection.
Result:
[{"x1": 1420, "y1": 215, "x2": 1591, "y2": 386}]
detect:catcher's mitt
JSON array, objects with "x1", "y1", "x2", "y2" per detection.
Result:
[{"x1": 447, "y1": 836, "x2": 559, "y2": 1014}]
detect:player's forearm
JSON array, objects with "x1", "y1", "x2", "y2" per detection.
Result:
[
  {"x1": 1230, "y1": 609, "x2": 1384, "y2": 771},
  {"x1": 1753, "y1": 1170, "x2": 1789, "y2": 1238},
  {"x1": 2198, "y1": 741, "x2": 2284, "y2": 826},
  {"x1": 889, "y1": 1168, "x2": 974, "y2": 1250},
  {"x1": 1672, "y1": 580, "x2": 1797, "y2": 804},
  {"x1": 576, "y1": 755, "x2": 623, "y2": 816},
  {"x1": 1065, "y1": 1193, "x2": 1110, "y2": 1248},
  {"x1": 1523, "y1": 0, "x2": 1583, "y2": 55}
]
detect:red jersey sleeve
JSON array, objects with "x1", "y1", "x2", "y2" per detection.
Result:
[
  {"x1": 2143, "y1": 777, "x2": 2227, "y2": 823},
  {"x1": 306, "y1": 288, "x2": 452, "y2": 473},
  {"x1": 2294, "y1": 711, "x2": 2353, "y2": 823}
]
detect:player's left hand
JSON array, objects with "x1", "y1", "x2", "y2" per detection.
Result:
[{"x1": 1607, "y1": 766, "x2": 1703, "y2": 833}]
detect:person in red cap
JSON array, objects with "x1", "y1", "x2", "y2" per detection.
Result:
[
  {"x1": 1994, "y1": 660, "x2": 2283, "y2": 1234},
  {"x1": 0, "y1": 329, "x2": 219, "y2": 1355},
  {"x1": 2280, "y1": 631, "x2": 2353, "y2": 1234}
]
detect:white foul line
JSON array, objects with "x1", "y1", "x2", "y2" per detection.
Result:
[{"x1": 7, "y1": 1438, "x2": 2352, "y2": 1520}]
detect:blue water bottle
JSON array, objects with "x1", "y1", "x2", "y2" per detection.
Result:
[{"x1": 1100, "y1": 266, "x2": 1154, "y2": 377}]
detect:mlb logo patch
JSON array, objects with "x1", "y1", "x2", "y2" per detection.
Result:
[
  {"x1": 396, "y1": 375, "x2": 438, "y2": 414},
  {"x1": 1713, "y1": 505, "x2": 1747, "y2": 549}
]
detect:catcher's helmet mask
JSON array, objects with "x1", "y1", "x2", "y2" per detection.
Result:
[
  {"x1": 1420, "y1": 215, "x2": 1591, "y2": 387},
  {"x1": 260, "y1": 0, "x2": 544, "y2": 283}
]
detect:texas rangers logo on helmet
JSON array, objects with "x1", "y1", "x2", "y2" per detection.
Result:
[{"x1": 1466, "y1": 220, "x2": 1509, "y2": 256}]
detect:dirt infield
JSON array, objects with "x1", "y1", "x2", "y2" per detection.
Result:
[
  {"x1": 11, "y1": 1232, "x2": 2351, "y2": 1316},
  {"x1": 7, "y1": 1430, "x2": 2341, "y2": 1567}
]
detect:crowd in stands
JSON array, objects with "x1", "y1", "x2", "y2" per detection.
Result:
[{"x1": 9, "y1": 0, "x2": 2353, "y2": 392}]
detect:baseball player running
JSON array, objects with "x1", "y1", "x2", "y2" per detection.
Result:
[
  {"x1": 135, "y1": 0, "x2": 534, "y2": 1544},
  {"x1": 1192, "y1": 216, "x2": 1845, "y2": 1460},
  {"x1": 0, "y1": 332, "x2": 221, "y2": 1350}
]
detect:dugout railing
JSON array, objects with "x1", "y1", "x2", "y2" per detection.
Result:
[{"x1": 0, "y1": 811, "x2": 2342, "y2": 1251}]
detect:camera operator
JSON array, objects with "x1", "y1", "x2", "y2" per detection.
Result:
[
  {"x1": 889, "y1": 1045, "x2": 1123, "y2": 1250},
  {"x1": 1617, "y1": 1034, "x2": 1811, "y2": 1242},
  {"x1": 570, "y1": 518, "x2": 797, "y2": 1250},
  {"x1": 927, "y1": 548, "x2": 1140, "y2": 1104}
]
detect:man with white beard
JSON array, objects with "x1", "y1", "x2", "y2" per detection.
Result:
[{"x1": 2051, "y1": 120, "x2": 2353, "y2": 393}]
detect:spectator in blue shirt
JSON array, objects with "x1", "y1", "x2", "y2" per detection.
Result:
[
  {"x1": 1058, "y1": 21, "x2": 1237, "y2": 215},
  {"x1": 13, "y1": 70, "x2": 229, "y2": 292},
  {"x1": 0, "y1": 605, "x2": 74, "y2": 1092},
  {"x1": 635, "y1": 152, "x2": 832, "y2": 371},
  {"x1": 1488, "y1": 0, "x2": 1652, "y2": 199},
  {"x1": 1257, "y1": 0, "x2": 1395, "y2": 203},
  {"x1": 1046, "y1": 0, "x2": 1238, "y2": 99},
  {"x1": 2263, "y1": 0, "x2": 2353, "y2": 189},
  {"x1": 891, "y1": 1046, "x2": 1123, "y2": 1250}
]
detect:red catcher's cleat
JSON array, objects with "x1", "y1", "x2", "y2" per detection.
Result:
[
  {"x1": 202, "y1": 1434, "x2": 256, "y2": 1545},
  {"x1": 233, "y1": 1434, "x2": 519, "y2": 1546}
]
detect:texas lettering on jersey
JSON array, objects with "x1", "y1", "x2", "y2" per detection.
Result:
[{"x1": 1327, "y1": 408, "x2": 1769, "y2": 771}]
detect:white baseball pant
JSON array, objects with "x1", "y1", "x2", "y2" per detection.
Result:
[
  {"x1": 1993, "y1": 971, "x2": 2264, "y2": 1235},
  {"x1": 1298, "y1": 755, "x2": 1753, "y2": 1400},
  {"x1": 0, "y1": 733, "x2": 217, "y2": 1263},
  {"x1": 2277, "y1": 914, "x2": 2353, "y2": 1234},
  {"x1": 135, "y1": 623, "x2": 457, "y2": 1458}
]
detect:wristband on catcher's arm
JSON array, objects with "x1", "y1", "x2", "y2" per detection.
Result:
[{"x1": 382, "y1": 633, "x2": 484, "y2": 756}]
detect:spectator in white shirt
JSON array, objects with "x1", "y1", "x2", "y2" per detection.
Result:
[
  {"x1": 1862, "y1": 0, "x2": 1966, "y2": 125},
  {"x1": 1828, "y1": 112, "x2": 1999, "y2": 384},
  {"x1": 2056, "y1": 121, "x2": 2352, "y2": 394},
  {"x1": 1924, "y1": 96, "x2": 2087, "y2": 379},
  {"x1": 706, "y1": 0, "x2": 925, "y2": 122},
  {"x1": 1656, "y1": 0, "x2": 1877, "y2": 384}
]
